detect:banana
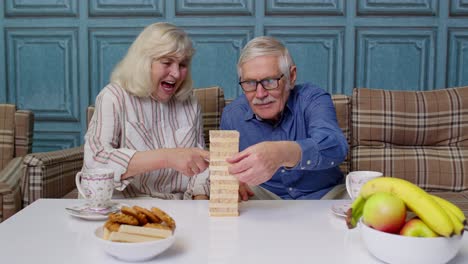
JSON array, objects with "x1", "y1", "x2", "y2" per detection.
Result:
[
  {"x1": 346, "y1": 196, "x2": 365, "y2": 229},
  {"x1": 349, "y1": 177, "x2": 454, "y2": 237},
  {"x1": 431, "y1": 195, "x2": 465, "y2": 236},
  {"x1": 430, "y1": 195, "x2": 466, "y2": 224}
]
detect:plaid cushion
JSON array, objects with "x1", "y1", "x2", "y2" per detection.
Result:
[
  {"x1": 352, "y1": 87, "x2": 468, "y2": 191},
  {"x1": 0, "y1": 157, "x2": 24, "y2": 222},
  {"x1": 21, "y1": 146, "x2": 84, "y2": 206},
  {"x1": 352, "y1": 87, "x2": 468, "y2": 147},
  {"x1": 0, "y1": 104, "x2": 16, "y2": 171},
  {"x1": 14, "y1": 110, "x2": 34, "y2": 157},
  {"x1": 332, "y1": 95, "x2": 351, "y2": 175},
  {"x1": 194, "y1": 86, "x2": 225, "y2": 148}
]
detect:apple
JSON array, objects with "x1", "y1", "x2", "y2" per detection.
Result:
[
  {"x1": 362, "y1": 192, "x2": 406, "y2": 234},
  {"x1": 399, "y1": 217, "x2": 439, "y2": 237}
]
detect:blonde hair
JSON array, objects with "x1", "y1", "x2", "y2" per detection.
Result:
[
  {"x1": 237, "y1": 36, "x2": 295, "y2": 84},
  {"x1": 111, "y1": 22, "x2": 195, "y2": 101}
]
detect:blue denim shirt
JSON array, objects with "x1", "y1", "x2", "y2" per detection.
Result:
[{"x1": 220, "y1": 83, "x2": 348, "y2": 199}]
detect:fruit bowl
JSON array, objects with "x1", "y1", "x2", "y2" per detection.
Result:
[
  {"x1": 94, "y1": 226, "x2": 176, "y2": 261},
  {"x1": 359, "y1": 219, "x2": 463, "y2": 264}
]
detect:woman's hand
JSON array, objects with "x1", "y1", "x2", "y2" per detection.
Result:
[
  {"x1": 167, "y1": 148, "x2": 210, "y2": 176},
  {"x1": 239, "y1": 182, "x2": 254, "y2": 201},
  {"x1": 193, "y1": 195, "x2": 209, "y2": 200}
]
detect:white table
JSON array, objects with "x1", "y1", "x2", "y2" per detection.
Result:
[{"x1": 0, "y1": 199, "x2": 467, "y2": 263}]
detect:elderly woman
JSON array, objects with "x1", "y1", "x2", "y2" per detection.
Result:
[{"x1": 84, "y1": 22, "x2": 209, "y2": 200}]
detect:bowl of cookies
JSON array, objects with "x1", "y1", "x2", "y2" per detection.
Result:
[{"x1": 94, "y1": 205, "x2": 176, "y2": 261}]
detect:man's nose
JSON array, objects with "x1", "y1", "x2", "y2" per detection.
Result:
[{"x1": 255, "y1": 83, "x2": 268, "y2": 98}]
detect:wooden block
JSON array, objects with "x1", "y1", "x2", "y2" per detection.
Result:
[{"x1": 209, "y1": 130, "x2": 240, "y2": 217}]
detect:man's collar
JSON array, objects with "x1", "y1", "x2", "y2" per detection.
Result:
[{"x1": 243, "y1": 106, "x2": 256, "y2": 121}]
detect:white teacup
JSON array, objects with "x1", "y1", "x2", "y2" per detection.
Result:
[
  {"x1": 346, "y1": 171, "x2": 383, "y2": 200},
  {"x1": 75, "y1": 168, "x2": 114, "y2": 210}
]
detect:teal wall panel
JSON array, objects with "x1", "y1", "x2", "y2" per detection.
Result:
[
  {"x1": 5, "y1": 0, "x2": 78, "y2": 17},
  {"x1": 89, "y1": 0, "x2": 164, "y2": 17},
  {"x1": 188, "y1": 26, "x2": 253, "y2": 99},
  {"x1": 450, "y1": 0, "x2": 468, "y2": 15},
  {"x1": 266, "y1": 27, "x2": 344, "y2": 94},
  {"x1": 266, "y1": 0, "x2": 344, "y2": 15},
  {"x1": 448, "y1": 28, "x2": 468, "y2": 87},
  {"x1": 176, "y1": 0, "x2": 254, "y2": 15},
  {"x1": 356, "y1": 28, "x2": 436, "y2": 90},
  {"x1": 5, "y1": 28, "x2": 79, "y2": 121},
  {"x1": 358, "y1": 0, "x2": 437, "y2": 15},
  {"x1": 89, "y1": 28, "x2": 140, "y2": 103},
  {"x1": 0, "y1": 0, "x2": 467, "y2": 152}
]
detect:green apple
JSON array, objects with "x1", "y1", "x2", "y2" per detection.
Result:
[
  {"x1": 362, "y1": 192, "x2": 407, "y2": 234},
  {"x1": 399, "y1": 217, "x2": 439, "y2": 237}
]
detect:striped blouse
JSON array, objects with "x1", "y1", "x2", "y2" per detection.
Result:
[{"x1": 83, "y1": 83, "x2": 209, "y2": 199}]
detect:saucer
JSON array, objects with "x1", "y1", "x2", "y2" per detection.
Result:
[
  {"x1": 331, "y1": 201, "x2": 352, "y2": 217},
  {"x1": 65, "y1": 202, "x2": 122, "y2": 220}
]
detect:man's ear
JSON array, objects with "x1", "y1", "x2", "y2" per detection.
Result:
[{"x1": 289, "y1": 65, "x2": 297, "y2": 88}]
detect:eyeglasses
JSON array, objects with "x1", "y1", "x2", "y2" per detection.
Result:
[{"x1": 239, "y1": 74, "x2": 284, "y2": 92}]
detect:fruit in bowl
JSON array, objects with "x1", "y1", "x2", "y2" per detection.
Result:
[
  {"x1": 346, "y1": 177, "x2": 467, "y2": 263},
  {"x1": 360, "y1": 218, "x2": 463, "y2": 264},
  {"x1": 362, "y1": 192, "x2": 406, "y2": 234},
  {"x1": 346, "y1": 177, "x2": 466, "y2": 237},
  {"x1": 399, "y1": 217, "x2": 438, "y2": 237}
]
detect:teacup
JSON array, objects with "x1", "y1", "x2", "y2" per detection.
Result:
[
  {"x1": 75, "y1": 168, "x2": 114, "y2": 210},
  {"x1": 346, "y1": 171, "x2": 383, "y2": 200}
]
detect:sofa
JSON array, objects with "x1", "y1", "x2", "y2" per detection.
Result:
[
  {"x1": 333, "y1": 86, "x2": 468, "y2": 215},
  {"x1": 10, "y1": 85, "x2": 468, "y2": 221},
  {"x1": 0, "y1": 104, "x2": 34, "y2": 222}
]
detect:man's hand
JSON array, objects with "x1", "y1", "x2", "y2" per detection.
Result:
[
  {"x1": 226, "y1": 141, "x2": 301, "y2": 185},
  {"x1": 239, "y1": 182, "x2": 254, "y2": 201}
]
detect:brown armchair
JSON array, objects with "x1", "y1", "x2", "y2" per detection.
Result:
[
  {"x1": 0, "y1": 104, "x2": 34, "y2": 222},
  {"x1": 20, "y1": 86, "x2": 225, "y2": 207}
]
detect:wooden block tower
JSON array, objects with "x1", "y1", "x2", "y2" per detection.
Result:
[{"x1": 209, "y1": 130, "x2": 240, "y2": 217}]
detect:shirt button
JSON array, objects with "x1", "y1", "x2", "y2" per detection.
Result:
[
  {"x1": 288, "y1": 187, "x2": 293, "y2": 191},
  {"x1": 281, "y1": 169, "x2": 285, "y2": 173},
  {"x1": 306, "y1": 160, "x2": 311, "y2": 165},
  {"x1": 331, "y1": 161, "x2": 334, "y2": 165},
  {"x1": 301, "y1": 167, "x2": 305, "y2": 170}
]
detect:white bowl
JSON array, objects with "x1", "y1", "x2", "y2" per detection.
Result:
[
  {"x1": 94, "y1": 227, "x2": 176, "y2": 261},
  {"x1": 360, "y1": 219, "x2": 463, "y2": 264}
]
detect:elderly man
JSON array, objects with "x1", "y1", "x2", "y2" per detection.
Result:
[{"x1": 221, "y1": 36, "x2": 348, "y2": 200}]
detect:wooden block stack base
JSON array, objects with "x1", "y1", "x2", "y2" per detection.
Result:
[{"x1": 209, "y1": 130, "x2": 240, "y2": 217}]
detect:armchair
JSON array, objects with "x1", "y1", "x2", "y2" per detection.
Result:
[
  {"x1": 20, "y1": 86, "x2": 225, "y2": 207},
  {"x1": 0, "y1": 104, "x2": 34, "y2": 222}
]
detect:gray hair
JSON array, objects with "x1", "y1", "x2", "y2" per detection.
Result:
[
  {"x1": 111, "y1": 22, "x2": 195, "y2": 101},
  {"x1": 237, "y1": 36, "x2": 295, "y2": 85}
]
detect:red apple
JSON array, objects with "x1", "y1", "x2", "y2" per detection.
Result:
[
  {"x1": 400, "y1": 217, "x2": 439, "y2": 237},
  {"x1": 362, "y1": 192, "x2": 406, "y2": 234}
]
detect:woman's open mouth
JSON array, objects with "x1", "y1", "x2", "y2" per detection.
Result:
[{"x1": 161, "y1": 81, "x2": 176, "y2": 93}]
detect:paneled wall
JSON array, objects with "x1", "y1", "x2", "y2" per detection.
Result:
[{"x1": 1, "y1": 0, "x2": 467, "y2": 152}]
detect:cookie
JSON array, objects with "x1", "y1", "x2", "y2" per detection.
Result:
[
  {"x1": 121, "y1": 206, "x2": 148, "y2": 225},
  {"x1": 104, "y1": 220, "x2": 121, "y2": 232},
  {"x1": 151, "y1": 207, "x2": 176, "y2": 230},
  {"x1": 134, "y1": 205, "x2": 161, "y2": 223},
  {"x1": 108, "y1": 212, "x2": 139, "y2": 226}
]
